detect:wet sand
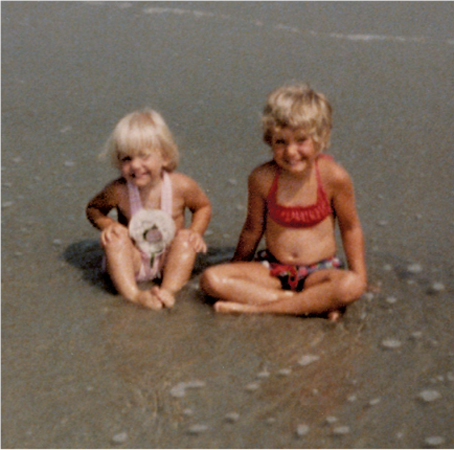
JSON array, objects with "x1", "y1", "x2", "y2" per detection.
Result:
[{"x1": 2, "y1": 2, "x2": 454, "y2": 448}]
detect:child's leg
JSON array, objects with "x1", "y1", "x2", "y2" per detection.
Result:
[
  {"x1": 102, "y1": 227, "x2": 162, "y2": 310},
  {"x1": 153, "y1": 231, "x2": 198, "y2": 308},
  {"x1": 214, "y1": 269, "x2": 366, "y2": 316},
  {"x1": 200, "y1": 262, "x2": 286, "y2": 305}
]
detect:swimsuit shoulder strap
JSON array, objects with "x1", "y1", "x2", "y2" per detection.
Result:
[
  {"x1": 160, "y1": 171, "x2": 173, "y2": 215},
  {"x1": 315, "y1": 154, "x2": 331, "y2": 198},
  {"x1": 127, "y1": 181, "x2": 142, "y2": 215},
  {"x1": 127, "y1": 171, "x2": 173, "y2": 216},
  {"x1": 267, "y1": 166, "x2": 281, "y2": 203}
]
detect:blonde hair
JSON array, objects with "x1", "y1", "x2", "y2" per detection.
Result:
[
  {"x1": 105, "y1": 109, "x2": 179, "y2": 171},
  {"x1": 262, "y1": 83, "x2": 332, "y2": 151}
]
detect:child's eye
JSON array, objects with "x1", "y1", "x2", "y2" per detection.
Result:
[
  {"x1": 138, "y1": 152, "x2": 152, "y2": 160},
  {"x1": 120, "y1": 155, "x2": 132, "y2": 162}
]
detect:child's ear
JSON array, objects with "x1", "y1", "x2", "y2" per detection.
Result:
[{"x1": 162, "y1": 155, "x2": 172, "y2": 170}]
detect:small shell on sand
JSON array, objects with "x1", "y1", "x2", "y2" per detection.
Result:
[
  {"x1": 381, "y1": 338, "x2": 402, "y2": 349},
  {"x1": 297, "y1": 354, "x2": 320, "y2": 366},
  {"x1": 181, "y1": 380, "x2": 206, "y2": 389},
  {"x1": 245, "y1": 382, "x2": 260, "y2": 391},
  {"x1": 225, "y1": 412, "x2": 240, "y2": 423},
  {"x1": 385, "y1": 296, "x2": 398, "y2": 304},
  {"x1": 425, "y1": 436, "x2": 446, "y2": 447},
  {"x1": 332, "y1": 426, "x2": 350, "y2": 435},
  {"x1": 170, "y1": 380, "x2": 206, "y2": 398},
  {"x1": 111, "y1": 432, "x2": 128, "y2": 444},
  {"x1": 277, "y1": 368, "x2": 292, "y2": 376},
  {"x1": 418, "y1": 390, "x2": 441, "y2": 402},
  {"x1": 257, "y1": 370, "x2": 270, "y2": 379},
  {"x1": 410, "y1": 331, "x2": 423, "y2": 339},
  {"x1": 407, "y1": 263, "x2": 423, "y2": 274},
  {"x1": 369, "y1": 397, "x2": 381, "y2": 406},
  {"x1": 170, "y1": 385, "x2": 186, "y2": 398},
  {"x1": 187, "y1": 424, "x2": 208, "y2": 435},
  {"x1": 428, "y1": 282, "x2": 445, "y2": 293},
  {"x1": 296, "y1": 424, "x2": 310, "y2": 436},
  {"x1": 326, "y1": 416, "x2": 338, "y2": 424}
]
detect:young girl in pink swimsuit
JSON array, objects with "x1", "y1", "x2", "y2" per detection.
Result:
[
  {"x1": 201, "y1": 84, "x2": 367, "y2": 320},
  {"x1": 87, "y1": 109, "x2": 211, "y2": 310}
]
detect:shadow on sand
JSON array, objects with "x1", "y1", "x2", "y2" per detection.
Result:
[{"x1": 62, "y1": 239, "x2": 236, "y2": 294}]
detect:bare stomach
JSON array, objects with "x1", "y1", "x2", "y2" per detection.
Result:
[{"x1": 264, "y1": 217, "x2": 337, "y2": 265}]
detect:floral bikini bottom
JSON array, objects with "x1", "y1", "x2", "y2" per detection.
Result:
[{"x1": 256, "y1": 249, "x2": 344, "y2": 292}]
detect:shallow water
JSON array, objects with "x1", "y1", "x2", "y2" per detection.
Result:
[{"x1": 2, "y1": 2, "x2": 454, "y2": 448}]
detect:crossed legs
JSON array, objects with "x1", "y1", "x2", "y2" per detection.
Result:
[{"x1": 200, "y1": 261, "x2": 365, "y2": 318}]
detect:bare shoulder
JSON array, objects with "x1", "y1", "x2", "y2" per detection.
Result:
[
  {"x1": 109, "y1": 176, "x2": 128, "y2": 191},
  {"x1": 248, "y1": 161, "x2": 276, "y2": 197},
  {"x1": 318, "y1": 155, "x2": 354, "y2": 193},
  {"x1": 107, "y1": 177, "x2": 129, "y2": 201},
  {"x1": 168, "y1": 171, "x2": 201, "y2": 193}
]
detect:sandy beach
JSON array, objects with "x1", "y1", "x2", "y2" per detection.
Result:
[{"x1": 2, "y1": 2, "x2": 454, "y2": 448}]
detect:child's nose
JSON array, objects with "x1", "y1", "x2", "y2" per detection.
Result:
[
  {"x1": 286, "y1": 142, "x2": 299, "y2": 155},
  {"x1": 130, "y1": 157, "x2": 141, "y2": 168}
]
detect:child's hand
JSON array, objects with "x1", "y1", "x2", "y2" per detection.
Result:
[
  {"x1": 180, "y1": 229, "x2": 208, "y2": 254},
  {"x1": 100, "y1": 222, "x2": 129, "y2": 247}
]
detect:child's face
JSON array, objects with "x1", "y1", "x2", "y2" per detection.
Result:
[
  {"x1": 119, "y1": 150, "x2": 166, "y2": 187},
  {"x1": 271, "y1": 127, "x2": 319, "y2": 175}
]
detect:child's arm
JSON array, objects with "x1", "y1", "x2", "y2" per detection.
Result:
[
  {"x1": 86, "y1": 181, "x2": 132, "y2": 250},
  {"x1": 232, "y1": 168, "x2": 267, "y2": 262},
  {"x1": 179, "y1": 175, "x2": 212, "y2": 253},
  {"x1": 86, "y1": 182, "x2": 118, "y2": 231},
  {"x1": 331, "y1": 167, "x2": 367, "y2": 285}
]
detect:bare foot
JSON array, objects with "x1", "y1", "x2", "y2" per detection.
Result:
[
  {"x1": 152, "y1": 286, "x2": 176, "y2": 308},
  {"x1": 327, "y1": 310, "x2": 342, "y2": 322},
  {"x1": 214, "y1": 301, "x2": 263, "y2": 314},
  {"x1": 327, "y1": 306, "x2": 346, "y2": 322},
  {"x1": 133, "y1": 290, "x2": 163, "y2": 310}
]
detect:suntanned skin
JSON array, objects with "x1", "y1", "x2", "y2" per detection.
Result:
[
  {"x1": 200, "y1": 127, "x2": 367, "y2": 319},
  {"x1": 87, "y1": 152, "x2": 211, "y2": 309}
]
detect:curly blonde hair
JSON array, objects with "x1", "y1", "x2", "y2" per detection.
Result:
[{"x1": 262, "y1": 83, "x2": 332, "y2": 151}]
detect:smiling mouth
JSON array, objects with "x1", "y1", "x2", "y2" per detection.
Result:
[
  {"x1": 132, "y1": 172, "x2": 148, "y2": 179},
  {"x1": 286, "y1": 159, "x2": 305, "y2": 166}
]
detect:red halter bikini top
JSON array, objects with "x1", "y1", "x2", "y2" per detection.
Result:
[{"x1": 266, "y1": 155, "x2": 333, "y2": 228}]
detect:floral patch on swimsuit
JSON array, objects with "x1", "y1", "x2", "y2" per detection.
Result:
[{"x1": 129, "y1": 208, "x2": 176, "y2": 265}]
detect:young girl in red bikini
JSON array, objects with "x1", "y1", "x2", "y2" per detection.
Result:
[
  {"x1": 87, "y1": 109, "x2": 211, "y2": 310},
  {"x1": 200, "y1": 84, "x2": 367, "y2": 320}
]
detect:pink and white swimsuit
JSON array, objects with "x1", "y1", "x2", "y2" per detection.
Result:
[{"x1": 127, "y1": 171, "x2": 173, "y2": 282}]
